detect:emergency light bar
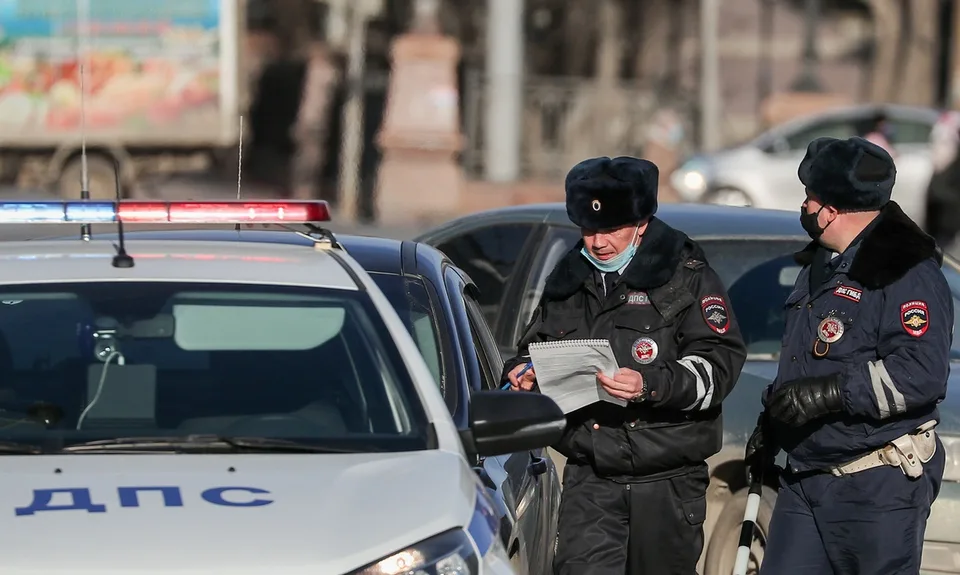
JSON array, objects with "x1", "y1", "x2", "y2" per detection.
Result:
[{"x1": 0, "y1": 200, "x2": 331, "y2": 224}]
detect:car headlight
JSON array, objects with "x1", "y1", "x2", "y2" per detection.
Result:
[
  {"x1": 670, "y1": 160, "x2": 709, "y2": 197},
  {"x1": 350, "y1": 486, "x2": 508, "y2": 575},
  {"x1": 941, "y1": 434, "x2": 960, "y2": 482}
]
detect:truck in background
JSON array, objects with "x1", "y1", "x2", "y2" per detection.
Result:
[{"x1": 0, "y1": 0, "x2": 245, "y2": 198}]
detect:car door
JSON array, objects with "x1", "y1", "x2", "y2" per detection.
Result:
[
  {"x1": 446, "y1": 265, "x2": 552, "y2": 575},
  {"x1": 464, "y1": 286, "x2": 557, "y2": 575},
  {"x1": 440, "y1": 265, "x2": 530, "y2": 567},
  {"x1": 883, "y1": 112, "x2": 936, "y2": 226}
]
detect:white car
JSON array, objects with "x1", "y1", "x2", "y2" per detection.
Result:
[
  {"x1": 0, "y1": 199, "x2": 566, "y2": 574},
  {"x1": 670, "y1": 104, "x2": 940, "y2": 227}
]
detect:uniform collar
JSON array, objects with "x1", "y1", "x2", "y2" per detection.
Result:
[
  {"x1": 794, "y1": 201, "x2": 942, "y2": 289},
  {"x1": 542, "y1": 217, "x2": 691, "y2": 301}
]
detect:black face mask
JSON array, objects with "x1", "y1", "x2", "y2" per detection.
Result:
[{"x1": 800, "y1": 205, "x2": 826, "y2": 240}]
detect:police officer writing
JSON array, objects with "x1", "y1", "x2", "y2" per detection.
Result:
[
  {"x1": 503, "y1": 156, "x2": 747, "y2": 575},
  {"x1": 746, "y1": 137, "x2": 951, "y2": 574}
]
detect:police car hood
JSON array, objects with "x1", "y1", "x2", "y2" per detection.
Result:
[{"x1": 1, "y1": 450, "x2": 479, "y2": 574}]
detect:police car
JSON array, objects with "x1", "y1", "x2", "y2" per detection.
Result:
[{"x1": 0, "y1": 199, "x2": 566, "y2": 574}]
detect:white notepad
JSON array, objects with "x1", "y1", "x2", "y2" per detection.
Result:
[{"x1": 527, "y1": 338, "x2": 626, "y2": 414}]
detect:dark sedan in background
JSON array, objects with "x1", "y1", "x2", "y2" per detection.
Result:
[
  {"x1": 415, "y1": 202, "x2": 960, "y2": 575},
  {"x1": 65, "y1": 228, "x2": 562, "y2": 575}
]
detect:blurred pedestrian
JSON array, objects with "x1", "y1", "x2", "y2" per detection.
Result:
[
  {"x1": 747, "y1": 136, "x2": 950, "y2": 574},
  {"x1": 503, "y1": 156, "x2": 747, "y2": 575},
  {"x1": 863, "y1": 111, "x2": 897, "y2": 157},
  {"x1": 924, "y1": 111, "x2": 960, "y2": 249},
  {"x1": 291, "y1": 41, "x2": 339, "y2": 200}
]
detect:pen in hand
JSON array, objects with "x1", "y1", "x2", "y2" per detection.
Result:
[{"x1": 501, "y1": 361, "x2": 534, "y2": 390}]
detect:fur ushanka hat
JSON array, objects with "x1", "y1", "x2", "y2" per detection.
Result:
[
  {"x1": 797, "y1": 136, "x2": 896, "y2": 211},
  {"x1": 564, "y1": 156, "x2": 659, "y2": 230}
]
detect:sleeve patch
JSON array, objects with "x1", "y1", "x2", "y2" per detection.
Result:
[
  {"x1": 900, "y1": 300, "x2": 929, "y2": 337},
  {"x1": 700, "y1": 295, "x2": 729, "y2": 334}
]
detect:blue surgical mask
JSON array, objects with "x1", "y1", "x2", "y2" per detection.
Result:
[{"x1": 580, "y1": 225, "x2": 642, "y2": 273}]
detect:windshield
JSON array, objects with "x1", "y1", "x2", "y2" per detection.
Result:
[{"x1": 0, "y1": 282, "x2": 430, "y2": 453}]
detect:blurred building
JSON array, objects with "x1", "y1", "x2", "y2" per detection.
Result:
[{"x1": 239, "y1": 0, "x2": 959, "y2": 215}]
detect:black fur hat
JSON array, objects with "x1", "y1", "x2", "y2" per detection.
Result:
[
  {"x1": 797, "y1": 136, "x2": 896, "y2": 211},
  {"x1": 565, "y1": 156, "x2": 659, "y2": 230}
]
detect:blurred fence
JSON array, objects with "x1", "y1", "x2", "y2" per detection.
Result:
[
  {"x1": 460, "y1": 70, "x2": 700, "y2": 181},
  {"x1": 347, "y1": 68, "x2": 700, "y2": 180},
  {"x1": 329, "y1": 68, "x2": 700, "y2": 217}
]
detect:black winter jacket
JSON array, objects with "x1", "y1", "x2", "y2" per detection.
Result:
[{"x1": 501, "y1": 217, "x2": 748, "y2": 482}]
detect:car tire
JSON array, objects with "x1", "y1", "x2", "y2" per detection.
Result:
[
  {"x1": 57, "y1": 154, "x2": 121, "y2": 200},
  {"x1": 702, "y1": 187, "x2": 753, "y2": 208},
  {"x1": 703, "y1": 485, "x2": 777, "y2": 575}
]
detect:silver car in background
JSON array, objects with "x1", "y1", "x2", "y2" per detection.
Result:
[{"x1": 670, "y1": 104, "x2": 940, "y2": 228}]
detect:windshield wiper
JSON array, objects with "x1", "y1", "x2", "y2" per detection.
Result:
[
  {"x1": 0, "y1": 440, "x2": 43, "y2": 454},
  {"x1": 59, "y1": 435, "x2": 366, "y2": 454}
]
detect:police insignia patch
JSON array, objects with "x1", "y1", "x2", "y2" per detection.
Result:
[
  {"x1": 700, "y1": 295, "x2": 729, "y2": 334},
  {"x1": 631, "y1": 337, "x2": 658, "y2": 364},
  {"x1": 900, "y1": 300, "x2": 929, "y2": 337}
]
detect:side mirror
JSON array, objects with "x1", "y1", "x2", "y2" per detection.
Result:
[{"x1": 460, "y1": 390, "x2": 566, "y2": 458}]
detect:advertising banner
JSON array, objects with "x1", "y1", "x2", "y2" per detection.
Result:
[{"x1": 0, "y1": 0, "x2": 222, "y2": 140}]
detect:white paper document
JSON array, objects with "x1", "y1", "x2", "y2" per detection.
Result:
[{"x1": 527, "y1": 338, "x2": 627, "y2": 414}]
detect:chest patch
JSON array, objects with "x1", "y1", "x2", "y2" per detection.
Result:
[
  {"x1": 817, "y1": 316, "x2": 845, "y2": 343},
  {"x1": 700, "y1": 295, "x2": 730, "y2": 334},
  {"x1": 833, "y1": 285, "x2": 862, "y2": 303},
  {"x1": 626, "y1": 291, "x2": 650, "y2": 305},
  {"x1": 901, "y1": 300, "x2": 929, "y2": 337},
  {"x1": 631, "y1": 337, "x2": 659, "y2": 364}
]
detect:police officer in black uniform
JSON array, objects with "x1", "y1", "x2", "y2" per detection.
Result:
[
  {"x1": 746, "y1": 137, "x2": 951, "y2": 574},
  {"x1": 503, "y1": 156, "x2": 748, "y2": 575}
]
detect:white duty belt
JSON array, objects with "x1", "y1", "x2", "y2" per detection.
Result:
[{"x1": 829, "y1": 420, "x2": 938, "y2": 479}]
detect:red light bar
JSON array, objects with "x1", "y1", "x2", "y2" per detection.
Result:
[{"x1": 116, "y1": 201, "x2": 331, "y2": 224}]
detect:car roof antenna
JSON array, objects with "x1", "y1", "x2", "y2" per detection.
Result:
[
  {"x1": 110, "y1": 157, "x2": 134, "y2": 269},
  {"x1": 77, "y1": 0, "x2": 91, "y2": 242},
  {"x1": 235, "y1": 115, "x2": 243, "y2": 233}
]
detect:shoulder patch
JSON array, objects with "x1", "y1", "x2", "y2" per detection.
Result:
[
  {"x1": 700, "y1": 295, "x2": 730, "y2": 334},
  {"x1": 900, "y1": 300, "x2": 929, "y2": 337},
  {"x1": 833, "y1": 285, "x2": 862, "y2": 303}
]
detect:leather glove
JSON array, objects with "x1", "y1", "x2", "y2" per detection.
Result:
[
  {"x1": 744, "y1": 412, "x2": 779, "y2": 485},
  {"x1": 767, "y1": 373, "x2": 844, "y2": 427}
]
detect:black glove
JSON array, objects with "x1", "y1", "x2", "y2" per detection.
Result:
[
  {"x1": 744, "y1": 412, "x2": 779, "y2": 485},
  {"x1": 767, "y1": 373, "x2": 844, "y2": 427}
]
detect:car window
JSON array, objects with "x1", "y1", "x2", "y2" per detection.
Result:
[
  {"x1": 888, "y1": 118, "x2": 933, "y2": 145},
  {"x1": 434, "y1": 224, "x2": 536, "y2": 329},
  {"x1": 784, "y1": 118, "x2": 859, "y2": 151},
  {"x1": 464, "y1": 291, "x2": 505, "y2": 388},
  {"x1": 367, "y1": 272, "x2": 444, "y2": 390},
  {"x1": 0, "y1": 281, "x2": 431, "y2": 452},
  {"x1": 512, "y1": 226, "x2": 581, "y2": 341}
]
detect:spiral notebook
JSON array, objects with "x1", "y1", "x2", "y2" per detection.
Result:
[{"x1": 527, "y1": 339, "x2": 626, "y2": 414}]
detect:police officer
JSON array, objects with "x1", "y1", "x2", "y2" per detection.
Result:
[
  {"x1": 746, "y1": 137, "x2": 951, "y2": 574},
  {"x1": 502, "y1": 156, "x2": 747, "y2": 575}
]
